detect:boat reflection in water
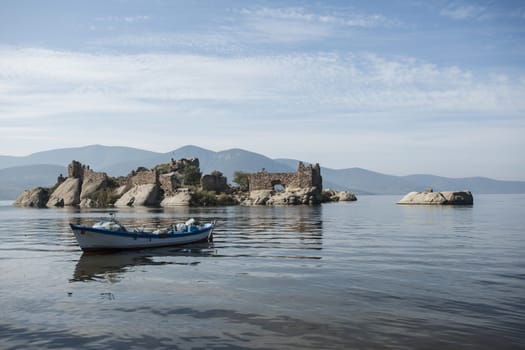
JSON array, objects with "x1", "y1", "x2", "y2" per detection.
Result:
[
  {"x1": 71, "y1": 242, "x2": 216, "y2": 283},
  {"x1": 71, "y1": 205, "x2": 324, "y2": 282}
]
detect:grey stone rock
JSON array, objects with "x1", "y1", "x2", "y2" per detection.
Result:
[
  {"x1": 80, "y1": 177, "x2": 106, "y2": 200},
  {"x1": 47, "y1": 178, "x2": 81, "y2": 207},
  {"x1": 398, "y1": 190, "x2": 473, "y2": 205},
  {"x1": 244, "y1": 187, "x2": 321, "y2": 206},
  {"x1": 114, "y1": 184, "x2": 160, "y2": 207},
  {"x1": 333, "y1": 190, "x2": 357, "y2": 201},
  {"x1": 13, "y1": 187, "x2": 49, "y2": 208},
  {"x1": 161, "y1": 188, "x2": 192, "y2": 207}
]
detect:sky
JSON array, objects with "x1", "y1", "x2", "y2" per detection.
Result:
[{"x1": 0, "y1": 0, "x2": 524, "y2": 180}]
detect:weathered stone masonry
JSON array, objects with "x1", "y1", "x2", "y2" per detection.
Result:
[
  {"x1": 68, "y1": 160, "x2": 108, "y2": 183},
  {"x1": 248, "y1": 162, "x2": 323, "y2": 192}
]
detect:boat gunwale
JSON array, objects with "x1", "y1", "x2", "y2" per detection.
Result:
[{"x1": 69, "y1": 223, "x2": 214, "y2": 240}]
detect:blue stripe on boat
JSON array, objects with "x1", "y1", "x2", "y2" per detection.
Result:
[{"x1": 69, "y1": 224, "x2": 212, "y2": 239}]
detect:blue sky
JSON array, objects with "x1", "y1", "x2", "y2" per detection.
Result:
[{"x1": 1, "y1": 0, "x2": 524, "y2": 180}]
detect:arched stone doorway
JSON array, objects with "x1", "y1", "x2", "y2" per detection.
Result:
[{"x1": 271, "y1": 180, "x2": 285, "y2": 192}]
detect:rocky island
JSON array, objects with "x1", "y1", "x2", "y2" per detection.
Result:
[
  {"x1": 14, "y1": 158, "x2": 228, "y2": 208},
  {"x1": 13, "y1": 158, "x2": 356, "y2": 208},
  {"x1": 397, "y1": 188, "x2": 473, "y2": 205},
  {"x1": 242, "y1": 163, "x2": 356, "y2": 205}
]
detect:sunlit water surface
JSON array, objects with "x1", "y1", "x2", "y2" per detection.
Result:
[{"x1": 1, "y1": 195, "x2": 524, "y2": 349}]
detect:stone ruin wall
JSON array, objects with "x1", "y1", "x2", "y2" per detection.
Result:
[
  {"x1": 130, "y1": 170, "x2": 157, "y2": 186},
  {"x1": 170, "y1": 157, "x2": 199, "y2": 172},
  {"x1": 248, "y1": 162, "x2": 322, "y2": 192},
  {"x1": 157, "y1": 158, "x2": 199, "y2": 195},
  {"x1": 201, "y1": 174, "x2": 228, "y2": 193},
  {"x1": 64, "y1": 157, "x2": 215, "y2": 199},
  {"x1": 67, "y1": 160, "x2": 108, "y2": 183},
  {"x1": 83, "y1": 166, "x2": 108, "y2": 183},
  {"x1": 159, "y1": 173, "x2": 179, "y2": 196},
  {"x1": 115, "y1": 158, "x2": 201, "y2": 195}
]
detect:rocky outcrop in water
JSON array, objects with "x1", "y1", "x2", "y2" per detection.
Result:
[
  {"x1": 323, "y1": 189, "x2": 357, "y2": 202},
  {"x1": 13, "y1": 159, "x2": 347, "y2": 208},
  {"x1": 47, "y1": 177, "x2": 81, "y2": 207},
  {"x1": 397, "y1": 188, "x2": 473, "y2": 205},
  {"x1": 12, "y1": 187, "x2": 50, "y2": 207},
  {"x1": 242, "y1": 187, "x2": 323, "y2": 206},
  {"x1": 114, "y1": 184, "x2": 160, "y2": 207},
  {"x1": 242, "y1": 162, "x2": 326, "y2": 206},
  {"x1": 160, "y1": 188, "x2": 192, "y2": 206},
  {"x1": 13, "y1": 158, "x2": 235, "y2": 208}
]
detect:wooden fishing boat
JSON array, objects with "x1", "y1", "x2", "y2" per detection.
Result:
[{"x1": 70, "y1": 215, "x2": 215, "y2": 252}]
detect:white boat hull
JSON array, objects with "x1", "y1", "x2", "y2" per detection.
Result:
[{"x1": 70, "y1": 223, "x2": 214, "y2": 251}]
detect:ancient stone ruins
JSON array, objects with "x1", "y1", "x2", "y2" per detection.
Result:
[
  {"x1": 242, "y1": 162, "x2": 324, "y2": 205},
  {"x1": 14, "y1": 158, "x2": 220, "y2": 208},
  {"x1": 13, "y1": 158, "x2": 356, "y2": 208}
]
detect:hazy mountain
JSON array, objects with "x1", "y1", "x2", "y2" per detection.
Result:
[
  {"x1": 0, "y1": 145, "x2": 161, "y2": 171},
  {"x1": 0, "y1": 155, "x2": 20, "y2": 169},
  {"x1": 1, "y1": 144, "x2": 524, "y2": 199},
  {"x1": 102, "y1": 146, "x2": 294, "y2": 180},
  {"x1": 321, "y1": 167, "x2": 414, "y2": 194},
  {"x1": 0, "y1": 164, "x2": 66, "y2": 199},
  {"x1": 401, "y1": 174, "x2": 525, "y2": 195},
  {"x1": 275, "y1": 159, "x2": 525, "y2": 194}
]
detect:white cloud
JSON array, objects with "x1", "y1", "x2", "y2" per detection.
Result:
[
  {"x1": 440, "y1": 3, "x2": 488, "y2": 20},
  {"x1": 1, "y1": 46, "x2": 524, "y2": 123},
  {"x1": 90, "y1": 32, "x2": 241, "y2": 53},
  {"x1": 235, "y1": 6, "x2": 395, "y2": 43},
  {"x1": 95, "y1": 15, "x2": 151, "y2": 23},
  {"x1": 1, "y1": 46, "x2": 523, "y2": 178},
  {"x1": 89, "y1": 7, "x2": 395, "y2": 50},
  {"x1": 239, "y1": 7, "x2": 393, "y2": 28}
]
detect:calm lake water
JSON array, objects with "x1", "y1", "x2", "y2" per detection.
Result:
[{"x1": 1, "y1": 195, "x2": 524, "y2": 349}]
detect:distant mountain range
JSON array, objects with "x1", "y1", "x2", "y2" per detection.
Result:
[{"x1": 1, "y1": 144, "x2": 524, "y2": 199}]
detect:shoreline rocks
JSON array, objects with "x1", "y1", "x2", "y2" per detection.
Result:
[
  {"x1": 13, "y1": 159, "x2": 353, "y2": 208},
  {"x1": 160, "y1": 188, "x2": 192, "y2": 206},
  {"x1": 47, "y1": 178, "x2": 81, "y2": 207},
  {"x1": 397, "y1": 189, "x2": 473, "y2": 205},
  {"x1": 242, "y1": 187, "x2": 323, "y2": 206},
  {"x1": 322, "y1": 189, "x2": 357, "y2": 202},
  {"x1": 12, "y1": 187, "x2": 50, "y2": 208},
  {"x1": 12, "y1": 158, "x2": 206, "y2": 208},
  {"x1": 114, "y1": 184, "x2": 160, "y2": 207}
]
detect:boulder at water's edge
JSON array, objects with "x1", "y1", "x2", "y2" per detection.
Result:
[
  {"x1": 47, "y1": 178, "x2": 81, "y2": 207},
  {"x1": 397, "y1": 189, "x2": 473, "y2": 205},
  {"x1": 13, "y1": 187, "x2": 49, "y2": 208},
  {"x1": 114, "y1": 184, "x2": 160, "y2": 207}
]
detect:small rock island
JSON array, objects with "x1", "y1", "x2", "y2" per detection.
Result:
[
  {"x1": 14, "y1": 158, "x2": 220, "y2": 208},
  {"x1": 397, "y1": 188, "x2": 473, "y2": 205},
  {"x1": 13, "y1": 158, "x2": 356, "y2": 208}
]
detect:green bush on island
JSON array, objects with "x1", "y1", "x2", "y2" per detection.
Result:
[
  {"x1": 233, "y1": 171, "x2": 250, "y2": 192},
  {"x1": 91, "y1": 187, "x2": 119, "y2": 207},
  {"x1": 182, "y1": 166, "x2": 202, "y2": 186},
  {"x1": 188, "y1": 189, "x2": 237, "y2": 206},
  {"x1": 189, "y1": 189, "x2": 217, "y2": 206},
  {"x1": 210, "y1": 170, "x2": 223, "y2": 177},
  {"x1": 153, "y1": 162, "x2": 172, "y2": 175},
  {"x1": 216, "y1": 192, "x2": 236, "y2": 205}
]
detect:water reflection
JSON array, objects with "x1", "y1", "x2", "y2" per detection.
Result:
[
  {"x1": 69, "y1": 205, "x2": 325, "y2": 281},
  {"x1": 3, "y1": 196, "x2": 525, "y2": 350},
  {"x1": 213, "y1": 206, "x2": 324, "y2": 260},
  {"x1": 71, "y1": 243, "x2": 215, "y2": 283}
]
